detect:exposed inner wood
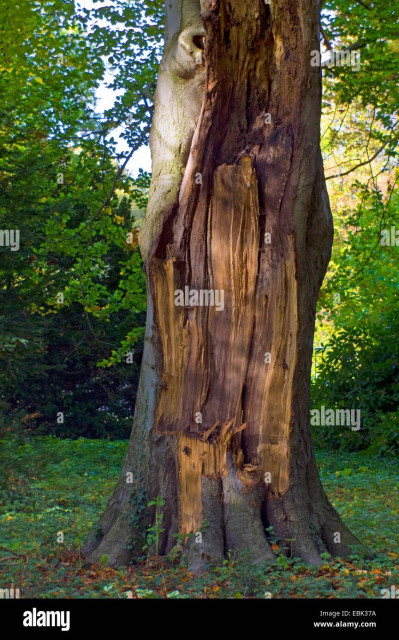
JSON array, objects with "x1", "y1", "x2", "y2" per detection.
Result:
[
  {"x1": 154, "y1": 161, "x2": 259, "y2": 434},
  {"x1": 178, "y1": 420, "x2": 246, "y2": 534},
  {"x1": 153, "y1": 157, "x2": 297, "y2": 533}
]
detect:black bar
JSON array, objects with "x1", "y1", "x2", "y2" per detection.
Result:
[{"x1": 1, "y1": 598, "x2": 397, "y2": 636}]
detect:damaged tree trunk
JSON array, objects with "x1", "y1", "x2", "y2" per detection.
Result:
[{"x1": 83, "y1": 0, "x2": 361, "y2": 569}]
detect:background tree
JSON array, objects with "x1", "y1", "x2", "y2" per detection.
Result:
[
  {"x1": 0, "y1": 0, "x2": 148, "y2": 437},
  {"x1": 312, "y1": 0, "x2": 399, "y2": 455}
]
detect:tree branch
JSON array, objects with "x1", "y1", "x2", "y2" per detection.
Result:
[
  {"x1": 354, "y1": 0, "x2": 372, "y2": 9},
  {"x1": 51, "y1": 123, "x2": 151, "y2": 245},
  {"x1": 325, "y1": 131, "x2": 399, "y2": 180},
  {"x1": 320, "y1": 26, "x2": 333, "y2": 50}
]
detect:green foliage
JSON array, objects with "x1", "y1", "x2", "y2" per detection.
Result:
[
  {"x1": 311, "y1": 2, "x2": 399, "y2": 454},
  {"x1": 79, "y1": 0, "x2": 164, "y2": 153},
  {"x1": 0, "y1": 1, "x2": 149, "y2": 437},
  {"x1": 323, "y1": 0, "x2": 399, "y2": 165},
  {"x1": 312, "y1": 188, "x2": 399, "y2": 452},
  {"x1": 142, "y1": 496, "x2": 165, "y2": 559},
  {"x1": 366, "y1": 412, "x2": 399, "y2": 457}
]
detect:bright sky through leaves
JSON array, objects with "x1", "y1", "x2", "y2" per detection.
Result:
[{"x1": 75, "y1": 0, "x2": 152, "y2": 177}]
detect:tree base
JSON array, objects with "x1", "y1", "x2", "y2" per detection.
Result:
[{"x1": 83, "y1": 430, "x2": 362, "y2": 571}]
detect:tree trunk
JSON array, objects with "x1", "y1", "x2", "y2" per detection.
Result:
[{"x1": 83, "y1": 0, "x2": 361, "y2": 570}]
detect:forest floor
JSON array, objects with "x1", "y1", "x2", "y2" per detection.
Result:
[{"x1": 0, "y1": 434, "x2": 398, "y2": 599}]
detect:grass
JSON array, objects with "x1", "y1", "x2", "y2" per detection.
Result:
[{"x1": 0, "y1": 434, "x2": 398, "y2": 599}]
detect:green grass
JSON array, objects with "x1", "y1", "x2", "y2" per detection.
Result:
[{"x1": 0, "y1": 434, "x2": 398, "y2": 599}]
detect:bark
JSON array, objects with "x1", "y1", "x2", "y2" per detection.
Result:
[{"x1": 83, "y1": 0, "x2": 362, "y2": 569}]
